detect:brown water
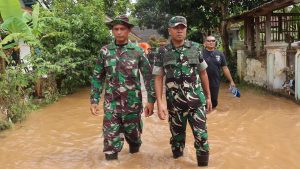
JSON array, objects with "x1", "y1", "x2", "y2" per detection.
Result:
[{"x1": 0, "y1": 85, "x2": 300, "y2": 169}]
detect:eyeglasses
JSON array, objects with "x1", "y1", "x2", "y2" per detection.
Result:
[{"x1": 206, "y1": 40, "x2": 216, "y2": 42}]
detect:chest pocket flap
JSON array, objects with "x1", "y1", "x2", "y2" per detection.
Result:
[
  {"x1": 188, "y1": 47, "x2": 200, "y2": 65},
  {"x1": 163, "y1": 52, "x2": 177, "y2": 66}
]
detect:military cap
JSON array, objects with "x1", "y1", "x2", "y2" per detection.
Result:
[
  {"x1": 106, "y1": 15, "x2": 134, "y2": 29},
  {"x1": 168, "y1": 16, "x2": 187, "y2": 27}
]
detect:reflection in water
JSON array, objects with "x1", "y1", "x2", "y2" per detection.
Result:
[{"x1": 0, "y1": 85, "x2": 300, "y2": 169}]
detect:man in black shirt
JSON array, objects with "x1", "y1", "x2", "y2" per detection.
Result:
[{"x1": 203, "y1": 36, "x2": 235, "y2": 108}]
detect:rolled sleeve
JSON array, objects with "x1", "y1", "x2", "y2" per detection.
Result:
[
  {"x1": 152, "y1": 50, "x2": 164, "y2": 76},
  {"x1": 152, "y1": 66, "x2": 164, "y2": 76},
  {"x1": 199, "y1": 60, "x2": 208, "y2": 71}
]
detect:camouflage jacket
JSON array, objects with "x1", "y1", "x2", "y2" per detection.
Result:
[
  {"x1": 153, "y1": 40, "x2": 207, "y2": 109},
  {"x1": 146, "y1": 48, "x2": 157, "y2": 66},
  {"x1": 90, "y1": 42, "x2": 156, "y2": 113}
]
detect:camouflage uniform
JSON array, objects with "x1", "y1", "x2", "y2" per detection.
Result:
[
  {"x1": 90, "y1": 42, "x2": 156, "y2": 155},
  {"x1": 153, "y1": 40, "x2": 209, "y2": 156},
  {"x1": 147, "y1": 47, "x2": 157, "y2": 67}
]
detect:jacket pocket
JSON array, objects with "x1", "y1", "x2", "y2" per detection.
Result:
[{"x1": 105, "y1": 58, "x2": 117, "y2": 76}]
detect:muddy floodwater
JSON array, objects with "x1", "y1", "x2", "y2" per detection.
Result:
[{"x1": 0, "y1": 84, "x2": 300, "y2": 169}]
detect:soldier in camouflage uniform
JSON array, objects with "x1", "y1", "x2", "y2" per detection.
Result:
[
  {"x1": 153, "y1": 16, "x2": 212, "y2": 167},
  {"x1": 147, "y1": 47, "x2": 156, "y2": 67},
  {"x1": 147, "y1": 39, "x2": 168, "y2": 67},
  {"x1": 90, "y1": 15, "x2": 156, "y2": 161}
]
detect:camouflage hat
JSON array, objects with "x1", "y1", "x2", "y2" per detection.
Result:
[
  {"x1": 168, "y1": 16, "x2": 187, "y2": 27},
  {"x1": 106, "y1": 15, "x2": 134, "y2": 29}
]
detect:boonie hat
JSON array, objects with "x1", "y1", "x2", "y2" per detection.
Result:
[{"x1": 106, "y1": 15, "x2": 134, "y2": 29}]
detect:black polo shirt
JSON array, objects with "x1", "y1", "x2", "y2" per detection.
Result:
[{"x1": 202, "y1": 49, "x2": 227, "y2": 87}]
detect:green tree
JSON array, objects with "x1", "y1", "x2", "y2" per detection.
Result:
[
  {"x1": 103, "y1": 0, "x2": 133, "y2": 17},
  {"x1": 133, "y1": 0, "x2": 169, "y2": 36},
  {"x1": 0, "y1": 0, "x2": 110, "y2": 130},
  {"x1": 0, "y1": 0, "x2": 38, "y2": 129},
  {"x1": 205, "y1": 0, "x2": 272, "y2": 57},
  {"x1": 37, "y1": 0, "x2": 110, "y2": 93},
  {"x1": 133, "y1": 0, "x2": 272, "y2": 57}
]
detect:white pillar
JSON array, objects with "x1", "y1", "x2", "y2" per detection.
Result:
[
  {"x1": 296, "y1": 53, "x2": 300, "y2": 100},
  {"x1": 265, "y1": 42, "x2": 288, "y2": 89},
  {"x1": 292, "y1": 42, "x2": 300, "y2": 100},
  {"x1": 237, "y1": 44, "x2": 247, "y2": 80}
]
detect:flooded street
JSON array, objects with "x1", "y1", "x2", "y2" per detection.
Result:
[{"x1": 0, "y1": 84, "x2": 300, "y2": 169}]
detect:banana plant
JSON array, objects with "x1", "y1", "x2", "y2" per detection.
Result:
[
  {"x1": 0, "y1": 0, "x2": 37, "y2": 61},
  {"x1": 0, "y1": 0, "x2": 23, "y2": 20}
]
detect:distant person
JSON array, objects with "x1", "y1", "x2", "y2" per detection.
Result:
[
  {"x1": 146, "y1": 47, "x2": 156, "y2": 67},
  {"x1": 158, "y1": 38, "x2": 168, "y2": 47},
  {"x1": 203, "y1": 35, "x2": 236, "y2": 108},
  {"x1": 139, "y1": 42, "x2": 151, "y2": 54},
  {"x1": 90, "y1": 15, "x2": 156, "y2": 160},
  {"x1": 139, "y1": 42, "x2": 154, "y2": 66},
  {"x1": 153, "y1": 16, "x2": 211, "y2": 167},
  {"x1": 148, "y1": 38, "x2": 168, "y2": 67}
]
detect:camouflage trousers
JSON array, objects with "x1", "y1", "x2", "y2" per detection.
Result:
[
  {"x1": 103, "y1": 111, "x2": 142, "y2": 154},
  {"x1": 168, "y1": 106, "x2": 209, "y2": 156}
]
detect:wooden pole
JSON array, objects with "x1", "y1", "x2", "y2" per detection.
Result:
[
  {"x1": 265, "y1": 14, "x2": 271, "y2": 45},
  {"x1": 255, "y1": 17, "x2": 261, "y2": 57}
]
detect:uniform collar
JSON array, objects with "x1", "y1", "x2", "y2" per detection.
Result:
[
  {"x1": 108, "y1": 41, "x2": 135, "y2": 50},
  {"x1": 167, "y1": 40, "x2": 192, "y2": 50},
  {"x1": 183, "y1": 40, "x2": 192, "y2": 48}
]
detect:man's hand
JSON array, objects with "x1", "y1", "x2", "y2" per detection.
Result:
[
  {"x1": 144, "y1": 102, "x2": 154, "y2": 117},
  {"x1": 230, "y1": 81, "x2": 236, "y2": 88},
  {"x1": 157, "y1": 103, "x2": 168, "y2": 120},
  {"x1": 90, "y1": 104, "x2": 100, "y2": 116},
  {"x1": 206, "y1": 98, "x2": 212, "y2": 113}
]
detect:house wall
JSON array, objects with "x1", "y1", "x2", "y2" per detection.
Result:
[
  {"x1": 237, "y1": 43, "x2": 288, "y2": 88},
  {"x1": 237, "y1": 47, "x2": 267, "y2": 87},
  {"x1": 243, "y1": 58, "x2": 267, "y2": 86},
  {"x1": 265, "y1": 42, "x2": 288, "y2": 89}
]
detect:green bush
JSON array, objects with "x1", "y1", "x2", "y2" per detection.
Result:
[
  {"x1": 37, "y1": 0, "x2": 110, "y2": 94},
  {"x1": 0, "y1": 0, "x2": 110, "y2": 130},
  {"x1": 0, "y1": 66, "x2": 34, "y2": 129},
  {"x1": 0, "y1": 119, "x2": 12, "y2": 130}
]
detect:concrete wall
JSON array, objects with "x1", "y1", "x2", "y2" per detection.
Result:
[
  {"x1": 237, "y1": 42, "x2": 300, "y2": 100},
  {"x1": 243, "y1": 58, "x2": 267, "y2": 86},
  {"x1": 237, "y1": 48, "x2": 267, "y2": 87},
  {"x1": 237, "y1": 43, "x2": 289, "y2": 89},
  {"x1": 265, "y1": 42, "x2": 288, "y2": 89}
]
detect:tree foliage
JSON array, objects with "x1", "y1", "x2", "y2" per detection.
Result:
[
  {"x1": 0, "y1": 0, "x2": 23, "y2": 20},
  {"x1": 103, "y1": 0, "x2": 133, "y2": 17},
  {"x1": 133, "y1": 0, "x2": 273, "y2": 83},
  {"x1": 0, "y1": 0, "x2": 110, "y2": 130},
  {"x1": 39, "y1": 0, "x2": 110, "y2": 93},
  {"x1": 133, "y1": 0, "x2": 272, "y2": 42}
]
